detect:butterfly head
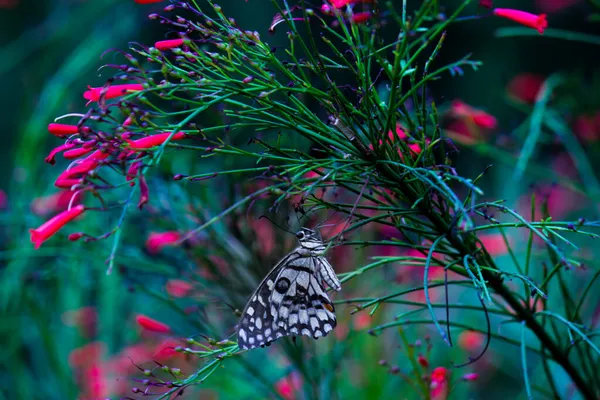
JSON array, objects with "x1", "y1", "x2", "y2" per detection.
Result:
[{"x1": 296, "y1": 228, "x2": 324, "y2": 250}]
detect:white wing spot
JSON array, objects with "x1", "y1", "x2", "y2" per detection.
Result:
[
  {"x1": 310, "y1": 317, "x2": 319, "y2": 330},
  {"x1": 255, "y1": 318, "x2": 262, "y2": 329},
  {"x1": 301, "y1": 328, "x2": 311, "y2": 336},
  {"x1": 314, "y1": 330, "x2": 323, "y2": 338},
  {"x1": 323, "y1": 323, "x2": 332, "y2": 333},
  {"x1": 317, "y1": 310, "x2": 328, "y2": 321},
  {"x1": 290, "y1": 327, "x2": 298, "y2": 335},
  {"x1": 257, "y1": 334, "x2": 263, "y2": 341},
  {"x1": 239, "y1": 329, "x2": 246, "y2": 341},
  {"x1": 265, "y1": 328, "x2": 271, "y2": 337},
  {"x1": 267, "y1": 279, "x2": 274, "y2": 290},
  {"x1": 299, "y1": 309, "x2": 308, "y2": 324},
  {"x1": 280, "y1": 306, "x2": 289, "y2": 319},
  {"x1": 247, "y1": 307, "x2": 254, "y2": 317},
  {"x1": 289, "y1": 313, "x2": 298, "y2": 326}
]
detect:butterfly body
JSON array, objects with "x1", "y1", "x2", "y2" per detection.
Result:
[{"x1": 237, "y1": 228, "x2": 341, "y2": 350}]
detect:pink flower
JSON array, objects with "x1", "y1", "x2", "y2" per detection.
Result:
[
  {"x1": 153, "y1": 338, "x2": 184, "y2": 361},
  {"x1": 54, "y1": 178, "x2": 83, "y2": 189},
  {"x1": 451, "y1": 100, "x2": 497, "y2": 130},
  {"x1": 135, "y1": 314, "x2": 171, "y2": 333},
  {"x1": 125, "y1": 132, "x2": 186, "y2": 150},
  {"x1": 274, "y1": 372, "x2": 303, "y2": 400},
  {"x1": 165, "y1": 279, "x2": 193, "y2": 297},
  {"x1": 45, "y1": 142, "x2": 77, "y2": 165},
  {"x1": 146, "y1": 231, "x2": 181, "y2": 253},
  {"x1": 29, "y1": 204, "x2": 85, "y2": 249},
  {"x1": 573, "y1": 113, "x2": 600, "y2": 142},
  {"x1": 458, "y1": 331, "x2": 484, "y2": 352},
  {"x1": 58, "y1": 149, "x2": 110, "y2": 179},
  {"x1": 47, "y1": 123, "x2": 79, "y2": 137},
  {"x1": 462, "y1": 373, "x2": 479, "y2": 381},
  {"x1": 83, "y1": 83, "x2": 144, "y2": 104},
  {"x1": 63, "y1": 147, "x2": 93, "y2": 159},
  {"x1": 493, "y1": 8, "x2": 548, "y2": 34},
  {"x1": 155, "y1": 38, "x2": 185, "y2": 50},
  {"x1": 68, "y1": 341, "x2": 106, "y2": 369},
  {"x1": 328, "y1": 0, "x2": 372, "y2": 8},
  {"x1": 507, "y1": 73, "x2": 545, "y2": 104},
  {"x1": 430, "y1": 367, "x2": 449, "y2": 400}
]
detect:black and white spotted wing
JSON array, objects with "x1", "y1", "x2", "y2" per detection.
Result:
[{"x1": 237, "y1": 253, "x2": 339, "y2": 350}]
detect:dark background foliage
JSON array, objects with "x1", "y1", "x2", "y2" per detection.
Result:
[{"x1": 1, "y1": 0, "x2": 599, "y2": 399}]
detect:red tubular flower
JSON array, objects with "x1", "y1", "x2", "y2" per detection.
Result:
[
  {"x1": 48, "y1": 123, "x2": 79, "y2": 137},
  {"x1": 29, "y1": 204, "x2": 85, "y2": 249},
  {"x1": 135, "y1": 314, "x2": 171, "y2": 333},
  {"x1": 430, "y1": 367, "x2": 449, "y2": 400},
  {"x1": 155, "y1": 38, "x2": 185, "y2": 50},
  {"x1": 451, "y1": 100, "x2": 497, "y2": 130},
  {"x1": 137, "y1": 175, "x2": 149, "y2": 209},
  {"x1": 493, "y1": 8, "x2": 548, "y2": 34},
  {"x1": 126, "y1": 161, "x2": 143, "y2": 185},
  {"x1": 54, "y1": 178, "x2": 83, "y2": 189},
  {"x1": 146, "y1": 231, "x2": 181, "y2": 253},
  {"x1": 45, "y1": 143, "x2": 77, "y2": 165},
  {"x1": 125, "y1": 132, "x2": 186, "y2": 150},
  {"x1": 60, "y1": 150, "x2": 110, "y2": 179},
  {"x1": 329, "y1": 0, "x2": 372, "y2": 8},
  {"x1": 63, "y1": 147, "x2": 93, "y2": 159},
  {"x1": 83, "y1": 84, "x2": 144, "y2": 104}
]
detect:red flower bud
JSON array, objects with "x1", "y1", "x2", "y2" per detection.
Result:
[
  {"x1": 493, "y1": 8, "x2": 548, "y2": 34},
  {"x1": 48, "y1": 123, "x2": 80, "y2": 137},
  {"x1": 125, "y1": 132, "x2": 186, "y2": 151},
  {"x1": 29, "y1": 204, "x2": 86, "y2": 249},
  {"x1": 166, "y1": 279, "x2": 193, "y2": 298},
  {"x1": 54, "y1": 178, "x2": 83, "y2": 189},
  {"x1": 135, "y1": 314, "x2": 171, "y2": 333},
  {"x1": 68, "y1": 232, "x2": 85, "y2": 241},
  {"x1": 462, "y1": 373, "x2": 479, "y2": 381},
  {"x1": 83, "y1": 84, "x2": 144, "y2": 104},
  {"x1": 155, "y1": 38, "x2": 185, "y2": 50},
  {"x1": 63, "y1": 147, "x2": 93, "y2": 159}
]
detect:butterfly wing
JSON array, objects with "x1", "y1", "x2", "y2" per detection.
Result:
[{"x1": 237, "y1": 253, "x2": 337, "y2": 350}]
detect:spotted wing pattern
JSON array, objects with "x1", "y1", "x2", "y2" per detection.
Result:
[{"x1": 237, "y1": 254, "x2": 338, "y2": 350}]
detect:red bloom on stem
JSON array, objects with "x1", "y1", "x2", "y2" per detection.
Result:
[
  {"x1": 493, "y1": 8, "x2": 548, "y2": 34},
  {"x1": 135, "y1": 314, "x2": 171, "y2": 333},
  {"x1": 83, "y1": 83, "x2": 144, "y2": 104},
  {"x1": 63, "y1": 147, "x2": 93, "y2": 159},
  {"x1": 54, "y1": 178, "x2": 83, "y2": 189},
  {"x1": 451, "y1": 100, "x2": 497, "y2": 130},
  {"x1": 155, "y1": 38, "x2": 185, "y2": 50},
  {"x1": 430, "y1": 367, "x2": 449, "y2": 400},
  {"x1": 125, "y1": 132, "x2": 186, "y2": 150},
  {"x1": 418, "y1": 354, "x2": 429, "y2": 368},
  {"x1": 45, "y1": 142, "x2": 77, "y2": 165},
  {"x1": 146, "y1": 231, "x2": 181, "y2": 253},
  {"x1": 29, "y1": 204, "x2": 85, "y2": 249},
  {"x1": 59, "y1": 149, "x2": 110, "y2": 179},
  {"x1": 48, "y1": 123, "x2": 79, "y2": 137},
  {"x1": 328, "y1": 0, "x2": 372, "y2": 8}
]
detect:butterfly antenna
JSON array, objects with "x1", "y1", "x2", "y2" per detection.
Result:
[{"x1": 259, "y1": 214, "x2": 294, "y2": 234}]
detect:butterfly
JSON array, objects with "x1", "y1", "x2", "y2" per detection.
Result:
[{"x1": 237, "y1": 227, "x2": 342, "y2": 350}]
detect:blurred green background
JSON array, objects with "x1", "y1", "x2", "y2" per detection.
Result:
[{"x1": 1, "y1": 0, "x2": 599, "y2": 399}]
